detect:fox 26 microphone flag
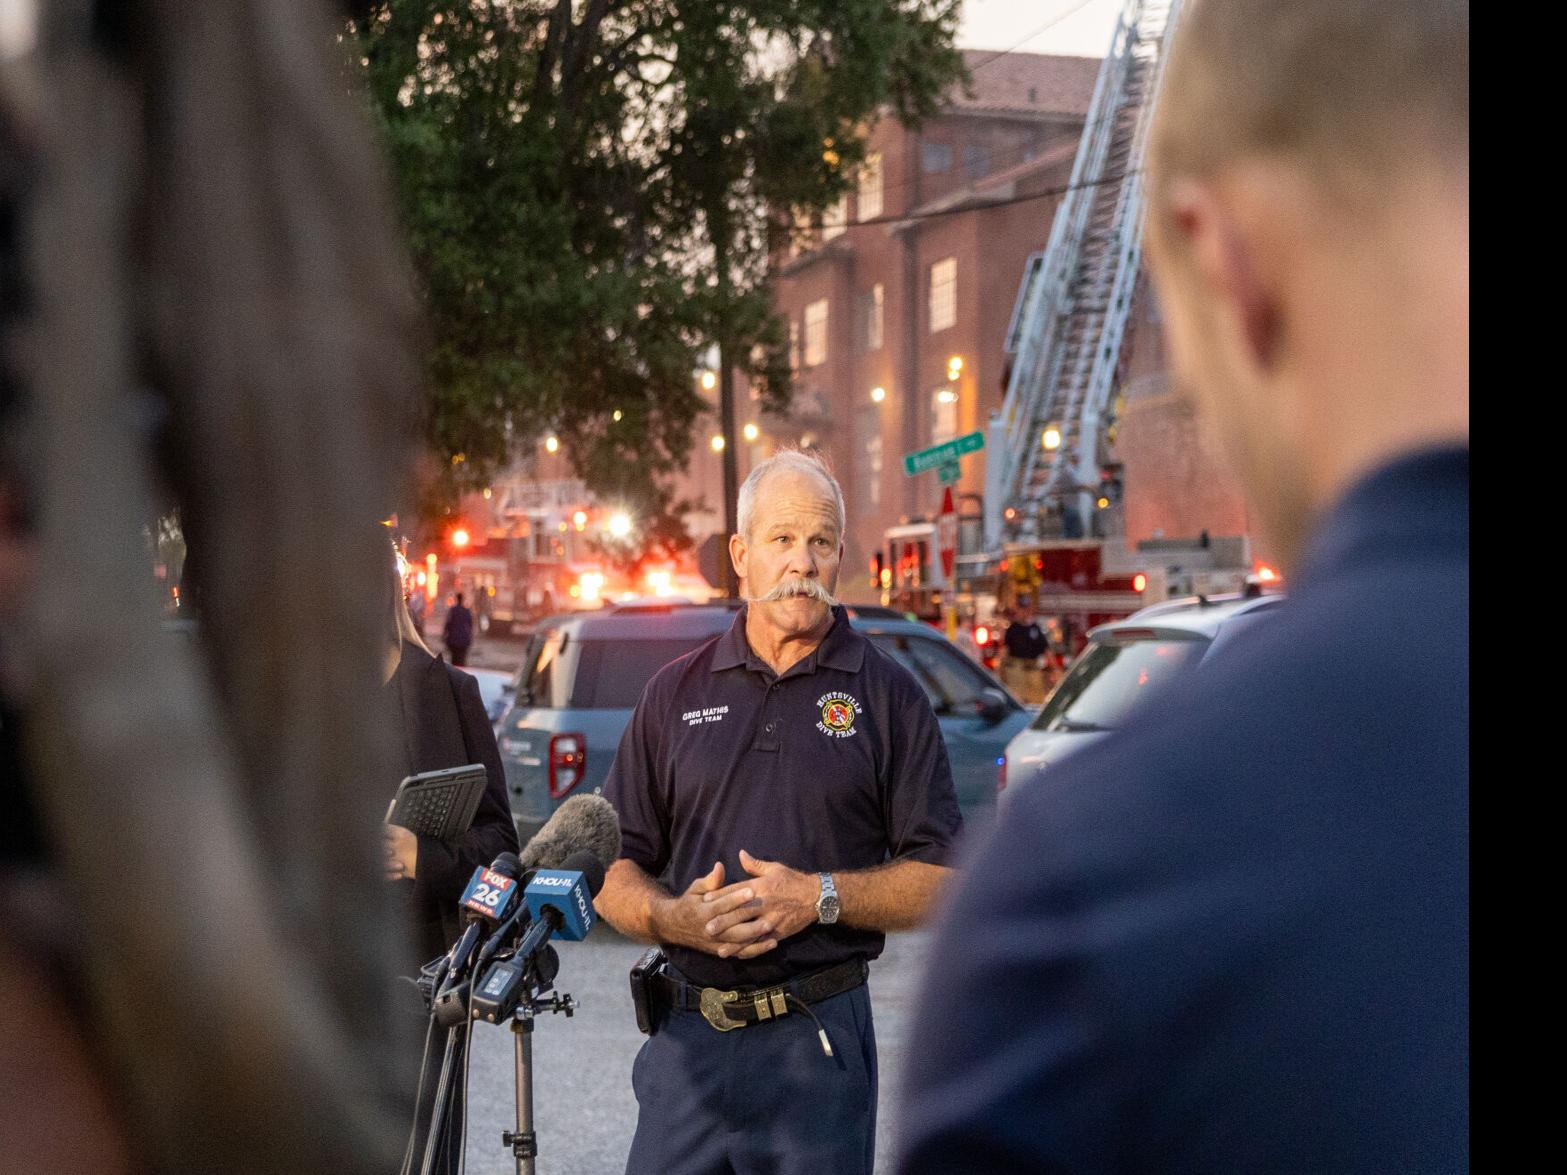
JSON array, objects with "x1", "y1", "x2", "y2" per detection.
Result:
[
  {"x1": 523, "y1": 870, "x2": 596, "y2": 941},
  {"x1": 460, "y1": 864, "x2": 521, "y2": 923}
]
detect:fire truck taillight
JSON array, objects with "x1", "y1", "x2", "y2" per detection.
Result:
[{"x1": 974, "y1": 625, "x2": 990, "y2": 646}]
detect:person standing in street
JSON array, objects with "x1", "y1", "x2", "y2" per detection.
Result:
[
  {"x1": 441, "y1": 590, "x2": 473, "y2": 667},
  {"x1": 899, "y1": 1, "x2": 1468, "y2": 1172},
  {"x1": 1000, "y1": 596, "x2": 1050, "y2": 703},
  {"x1": 379, "y1": 542, "x2": 518, "y2": 1169},
  {"x1": 597, "y1": 450, "x2": 963, "y2": 1175}
]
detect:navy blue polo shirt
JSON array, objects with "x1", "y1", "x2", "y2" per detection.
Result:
[{"x1": 604, "y1": 604, "x2": 963, "y2": 990}]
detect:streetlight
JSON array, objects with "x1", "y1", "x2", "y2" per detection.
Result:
[
  {"x1": 743, "y1": 422, "x2": 760, "y2": 443},
  {"x1": 572, "y1": 510, "x2": 588, "y2": 531},
  {"x1": 608, "y1": 512, "x2": 632, "y2": 539},
  {"x1": 1041, "y1": 426, "x2": 1062, "y2": 451},
  {"x1": 701, "y1": 370, "x2": 718, "y2": 391},
  {"x1": 870, "y1": 385, "x2": 886, "y2": 403},
  {"x1": 946, "y1": 355, "x2": 964, "y2": 381},
  {"x1": 612, "y1": 409, "x2": 623, "y2": 422},
  {"x1": 545, "y1": 435, "x2": 559, "y2": 454},
  {"x1": 451, "y1": 527, "x2": 471, "y2": 549},
  {"x1": 710, "y1": 434, "x2": 726, "y2": 452}
]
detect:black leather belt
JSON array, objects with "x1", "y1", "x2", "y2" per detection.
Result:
[{"x1": 653, "y1": 958, "x2": 869, "y2": 1033}]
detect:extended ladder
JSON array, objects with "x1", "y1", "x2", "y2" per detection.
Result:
[{"x1": 984, "y1": 0, "x2": 1183, "y2": 548}]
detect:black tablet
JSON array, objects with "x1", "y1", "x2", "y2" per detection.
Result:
[{"x1": 385, "y1": 763, "x2": 488, "y2": 842}]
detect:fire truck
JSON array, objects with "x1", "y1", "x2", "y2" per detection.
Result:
[{"x1": 882, "y1": 0, "x2": 1266, "y2": 669}]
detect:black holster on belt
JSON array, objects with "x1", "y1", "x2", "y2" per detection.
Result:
[{"x1": 629, "y1": 945, "x2": 666, "y2": 1036}]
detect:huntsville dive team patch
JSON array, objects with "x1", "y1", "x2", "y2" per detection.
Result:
[{"x1": 816, "y1": 691, "x2": 862, "y2": 738}]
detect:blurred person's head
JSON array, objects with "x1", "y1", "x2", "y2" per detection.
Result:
[
  {"x1": 1145, "y1": 0, "x2": 1468, "y2": 569},
  {"x1": 732, "y1": 449, "x2": 845, "y2": 639},
  {"x1": 381, "y1": 534, "x2": 430, "y2": 674}
]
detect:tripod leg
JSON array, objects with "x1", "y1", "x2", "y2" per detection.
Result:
[{"x1": 419, "y1": 1027, "x2": 460, "y2": 1175}]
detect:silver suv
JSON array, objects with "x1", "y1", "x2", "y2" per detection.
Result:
[{"x1": 1000, "y1": 592, "x2": 1285, "y2": 797}]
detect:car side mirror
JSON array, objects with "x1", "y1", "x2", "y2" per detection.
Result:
[{"x1": 973, "y1": 687, "x2": 1010, "y2": 726}]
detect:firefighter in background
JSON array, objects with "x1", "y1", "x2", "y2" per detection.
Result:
[{"x1": 1001, "y1": 595, "x2": 1052, "y2": 704}]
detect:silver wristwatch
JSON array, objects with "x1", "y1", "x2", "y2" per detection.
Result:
[{"x1": 816, "y1": 872, "x2": 840, "y2": 924}]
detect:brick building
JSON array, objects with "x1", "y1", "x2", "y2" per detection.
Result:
[{"x1": 678, "y1": 49, "x2": 1267, "y2": 595}]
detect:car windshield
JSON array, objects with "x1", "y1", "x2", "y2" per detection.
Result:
[
  {"x1": 513, "y1": 628, "x2": 579, "y2": 708},
  {"x1": 866, "y1": 631, "x2": 1000, "y2": 715},
  {"x1": 1032, "y1": 634, "x2": 1207, "y2": 733}
]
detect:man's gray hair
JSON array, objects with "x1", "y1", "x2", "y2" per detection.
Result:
[{"x1": 736, "y1": 448, "x2": 846, "y2": 540}]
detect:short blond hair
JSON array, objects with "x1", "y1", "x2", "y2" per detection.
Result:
[{"x1": 1150, "y1": 0, "x2": 1467, "y2": 210}]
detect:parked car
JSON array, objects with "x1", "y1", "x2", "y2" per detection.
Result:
[
  {"x1": 496, "y1": 600, "x2": 1029, "y2": 841},
  {"x1": 1001, "y1": 592, "x2": 1286, "y2": 798},
  {"x1": 462, "y1": 666, "x2": 516, "y2": 734}
]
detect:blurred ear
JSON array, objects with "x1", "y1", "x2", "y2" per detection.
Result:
[{"x1": 1162, "y1": 179, "x2": 1282, "y2": 374}]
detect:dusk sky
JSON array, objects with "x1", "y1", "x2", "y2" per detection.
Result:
[{"x1": 958, "y1": 0, "x2": 1122, "y2": 58}]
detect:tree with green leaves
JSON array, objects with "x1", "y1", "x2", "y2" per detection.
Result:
[{"x1": 350, "y1": 0, "x2": 964, "y2": 563}]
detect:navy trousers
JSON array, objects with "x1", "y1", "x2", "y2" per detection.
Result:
[{"x1": 625, "y1": 983, "x2": 878, "y2": 1175}]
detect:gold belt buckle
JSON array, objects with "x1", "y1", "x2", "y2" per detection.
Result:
[{"x1": 699, "y1": 987, "x2": 745, "y2": 1032}]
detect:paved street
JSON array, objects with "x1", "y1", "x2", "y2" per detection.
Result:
[{"x1": 457, "y1": 925, "x2": 934, "y2": 1175}]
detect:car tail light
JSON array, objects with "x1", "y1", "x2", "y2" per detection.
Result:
[
  {"x1": 997, "y1": 754, "x2": 1007, "y2": 794},
  {"x1": 549, "y1": 733, "x2": 586, "y2": 799},
  {"x1": 974, "y1": 625, "x2": 990, "y2": 646}
]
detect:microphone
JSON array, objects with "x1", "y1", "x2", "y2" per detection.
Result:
[
  {"x1": 518, "y1": 793, "x2": 622, "y2": 873},
  {"x1": 469, "y1": 851, "x2": 607, "y2": 1024},
  {"x1": 435, "y1": 851, "x2": 523, "y2": 993},
  {"x1": 465, "y1": 794, "x2": 622, "y2": 978}
]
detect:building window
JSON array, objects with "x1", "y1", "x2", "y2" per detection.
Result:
[
  {"x1": 860, "y1": 407, "x2": 883, "y2": 508},
  {"x1": 964, "y1": 143, "x2": 992, "y2": 181},
  {"x1": 922, "y1": 141, "x2": 953, "y2": 174},
  {"x1": 929, "y1": 257, "x2": 957, "y2": 334},
  {"x1": 930, "y1": 387, "x2": 958, "y2": 445},
  {"x1": 860, "y1": 284, "x2": 884, "y2": 353},
  {"x1": 804, "y1": 299, "x2": 829, "y2": 367},
  {"x1": 858, "y1": 152, "x2": 883, "y2": 221},
  {"x1": 822, "y1": 196, "x2": 847, "y2": 242},
  {"x1": 789, "y1": 319, "x2": 802, "y2": 372}
]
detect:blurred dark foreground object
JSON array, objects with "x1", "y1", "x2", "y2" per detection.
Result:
[{"x1": 1, "y1": 1, "x2": 424, "y2": 1172}]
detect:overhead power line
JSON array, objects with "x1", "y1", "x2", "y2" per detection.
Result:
[{"x1": 964, "y1": 0, "x2": 1107, "y2": 74}]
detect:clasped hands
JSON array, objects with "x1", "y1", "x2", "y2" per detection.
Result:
[{"x1": 659, "y1": 849, "x2": 820, "y2": 960}]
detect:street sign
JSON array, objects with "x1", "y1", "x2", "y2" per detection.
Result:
[
  {"x1": 937, "y1": 486, "x2": 958, "y2": 582},
  {"x1": 937, "y1": 460, "x2": 962, "y2": 484},
  {"x1": 903, "y1": 431, "x2": 984, "y2": 477}
]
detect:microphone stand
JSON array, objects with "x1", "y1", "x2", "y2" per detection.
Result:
[{"x1": 501, "y1": 945, "x2": 575, "y2": 1175}]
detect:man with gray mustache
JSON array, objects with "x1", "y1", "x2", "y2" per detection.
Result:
[{"x1": 598, "y1": 449, "x2": 964, "y2": 1175}]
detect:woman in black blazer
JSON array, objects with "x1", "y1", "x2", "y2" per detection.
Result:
[{"x1": 381, "y1": 546, "x2": 520, "y2": 966}]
